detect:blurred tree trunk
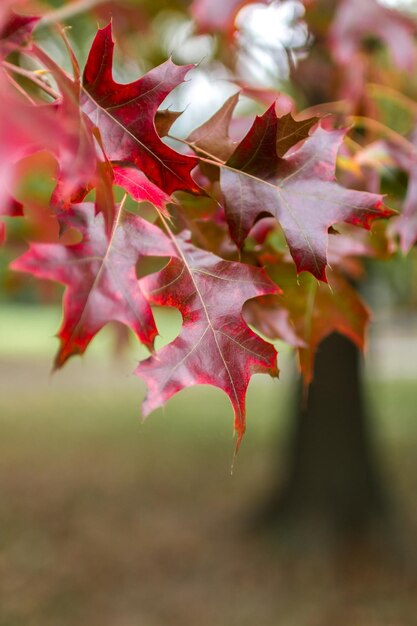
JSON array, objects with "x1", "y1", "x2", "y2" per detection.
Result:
[{"x1": 259, "y1": 333, "x2": 388, "y2": 535}]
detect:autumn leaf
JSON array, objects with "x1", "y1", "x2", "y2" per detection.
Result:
[
  {"x1": 81, "y1": 23, "x2": 200, "y2": 196},
  {"x1": 113, "y1": 166, "x2": 171, "y2": 217},
  {"x1": 220, "y1": 105, "x2": 390, "y2": 280},
  {"x1": 136, "y1": 231, "x2": 279, "y2": 447},
  {"x1": 11, "y1": 203, "x2": 177, "y2": 367},
  {"x1": 33, "y1": 44, "x2": 97, "y2": 202},
  {"x1": 247, "y1": 263, "x2": 369, "y2": 384},
  {"x1": 0, "y1": 11, "x2": 39, "y2": 59}
]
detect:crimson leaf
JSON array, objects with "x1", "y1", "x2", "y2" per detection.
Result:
[
  {"x1": 81, "y1": 23, "x2": 199, "y2": 196},
  {"x1": 220, "y1": 105, "x2": 391, "y2": 280},
  {"x1": 136, "y1": 232, "x2": 279, "y2": 446},
  {"x1": 12, "y1": 203, "x2": 176, "y2": 367}
]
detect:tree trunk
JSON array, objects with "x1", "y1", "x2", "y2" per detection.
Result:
[{"x1": 258, "y1": 332, "x2": 388, "y2": 537}]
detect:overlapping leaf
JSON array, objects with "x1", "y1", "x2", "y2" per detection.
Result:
[
  {"x1": 188, "y1": 93, "x2": 240, "y2": 161},
  {"x1": 136, "y1": 233, "x2": 279, "y2": 445},
  {"x1": 12, "y1": 203, "x2": 177, "y2": 368},
  {"x1": 113, "y1": 166, "x2": 171, "y2": 216},
  {"x1": 220, "y1": 104, "x2": 391, "y2": 280},
  {"x1": 378, "y1": 135, "x2": 417, "y2": 253},
  {"x1": 81, "y1": 23, "x2": 199, "y2": 195},
  {"x1": 33, "y1": 44, "x2": 97, "y2": 202},
  {"x1": 246, "y1": 263, "x2": 369, "y2": 384},
  {"x1": 0, "y1": 11, "x2": 39, "y2": 58}
]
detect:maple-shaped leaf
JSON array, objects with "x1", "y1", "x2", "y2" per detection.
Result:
[
  {"x1": 136, "y1": 233, "x2": 279, "y2": 446},
  {"x1": 329, "y1": 0, "x2": 417, "y2": 71},
  {"x1": 220, "y1": 105, "x2": 391, "y2": 280},
  {"x1": 113, "y1": 166, "x2": 171, "y2": 216},
  {"x1": 0, "y1": 11, "x2": 39, "y2": 58},
  {"x1": 11, "y1": 203, "x2": 177, "y2": 367},
  {"x1": 81, "y1": 23, "x2": 199, "y2": 196},
  {"x1": 247, "y1": 263, "x2": 369, "y2": 384}
]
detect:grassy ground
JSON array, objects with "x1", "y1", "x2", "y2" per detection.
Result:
[{"x1": 0, "y1": 306, "x2": 417, "y2": 625}]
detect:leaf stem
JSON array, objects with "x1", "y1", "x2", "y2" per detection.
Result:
[
  {"x1": 3, "y1": 61, "x2": 60, "y2": 99},
  {"x1": 4, "y1": 72, "x2": 36, "y2": 104},
  {"x1": 167, "y1": 134, "x2": 225, "y2": 164}
]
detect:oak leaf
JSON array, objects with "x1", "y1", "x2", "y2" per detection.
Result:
[
  {"x1": 113, "y1": 166, "x2": 171, "y2": 217},
  {"x1": 0, "y1": 11, "x2": 38, "y2": 58},
  {"x1": 246, "y1": 263, "x2": 369, "y2": 384},
  {"x1": 220, "y1": 105, "x2": 390, "y2": 280},
  {"x1": 81, "y1": 23, "x2": 199, "y2": 196},
  {"x1": 136, "y1": 233, "x2": 279, "y2": 446},
  {"x1": 12, "y1": 203, "x2": 177, "y2": 367}
]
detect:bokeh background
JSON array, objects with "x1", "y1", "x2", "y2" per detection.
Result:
[{"x1": 2, "y1": 0, "x2": 417, "y2": 624}]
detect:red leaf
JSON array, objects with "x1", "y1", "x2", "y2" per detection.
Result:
[
  {"x1": 11, "y1": 203, "x2": 177, "y2": 367},
  {"x1": 33, "y1": 45, "x2": 97, "y2": 202},
  {"x1": 136, "y1": 232, "x2": 279, "y2": 447},
  {"x1": 247, "y1": 263, "x2": 369, "y2": 384},
  {"x1": 0, "y1": 195, "x2": 23, "y2": 218},
  {"x1": 82, "y1": 23, "x2": 199, "y2": 196},
  {"x1": 0, "y1": 11, "x2": 39, "y2": 58},
  {"x1": 0, "y1": 68, "x2": 63, "y2": 211},
  {"x1": 113, "y1": 166, "x2": 171, "y2": 216},
  {"x1": 220, "y1": 105, "x2": 391, "y2": 280}
]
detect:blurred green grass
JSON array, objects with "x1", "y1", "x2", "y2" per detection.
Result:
[
  {"x1": 0, "y1": 305, "x2": 417, "y2": 626},
  {"x1": 1, "y1": 303, "x2": 417, "y2": 446}
]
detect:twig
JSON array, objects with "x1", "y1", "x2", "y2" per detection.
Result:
[
  {"x1": 4, "y1": 72, "x2": 36, "y2": 104},
  {"x1": 2, "y1": 61, "x2": 60, "y2": 99}
]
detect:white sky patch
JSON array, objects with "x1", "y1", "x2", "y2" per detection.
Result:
[
  {"x1": 378, "y1": 0, "x2": 417, "y2": 13},
  {"x1": 235, "y1": 0, "x2": 309, "y2": 86},
  {"x1": 160, "y1": 66, "x2": 238, "y2": 139}
]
